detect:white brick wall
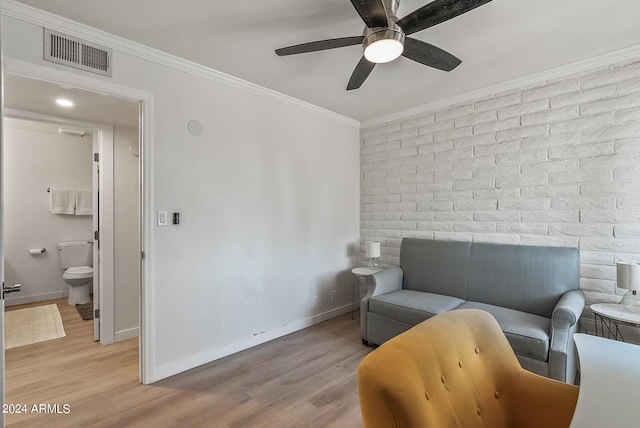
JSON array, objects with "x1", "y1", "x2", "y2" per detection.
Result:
[{"x1": 360, "y1": 59, "x2": 640, "y2": 340}]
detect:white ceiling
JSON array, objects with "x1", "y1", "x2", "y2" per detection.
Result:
[
  {"x1": 11, "y1": 0, "x2": 640, "y2": 123},
  {"x1": 4, "y1": 73, "x2": 140, "y2": 128}
]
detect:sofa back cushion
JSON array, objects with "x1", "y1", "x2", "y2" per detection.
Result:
[
  {"x1": 466, "y1": 242, "x2": 580, "y2": 318},
  {"x1": 400, "y1": 238, "x2": 471, "y2": 300}
]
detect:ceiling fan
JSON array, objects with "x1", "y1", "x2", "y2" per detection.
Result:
[{"x1": 275, "y1": 0, "x2": 493, "y2": 90}]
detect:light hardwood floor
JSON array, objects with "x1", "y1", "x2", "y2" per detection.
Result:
[{"x1": 5, "y1": 299, "x2": 371, "y2": 427}]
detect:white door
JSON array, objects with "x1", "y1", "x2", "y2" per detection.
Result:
[
  {"x1": 0, "y1": 157, "x2": 4, "y2": 418},
  {"x1": 1, "y1": 14, "x2": 6, "y2": 427},
  {"x1": 0, "y1": 175, "x2": 5, "y2": 428},
  {"x1": 92, "y1": 135, "x2": 100, "y2": 341}
]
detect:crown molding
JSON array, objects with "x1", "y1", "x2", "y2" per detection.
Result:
[
  {"x1": 6, "y1": 0, "x2": 639, "y2": 132},
  {"x1": 362, "y1": 43, "x2": 640, "y2": 128},
  {"x1": 1, "y1": 0, "x2": 360, "y2": 129}
]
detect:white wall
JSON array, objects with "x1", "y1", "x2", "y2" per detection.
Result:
[
  {"x1": 2, "y1": 11, "x2": 360, "y2": 381},
  {"x1": 3, "y1": 118, "x2": 93, "y2": 304},
  {"x1": 144, "y1": 65, "x2": 360, "y2": 370},
  {"x1": 113, "y1": 125, "x2": 140, "y2": 339},
  {"x1": 360, "y1": 58, "x2": 640, "y2": 342}
]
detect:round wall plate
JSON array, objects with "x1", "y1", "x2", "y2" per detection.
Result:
[{"x1": 188, "y1": 119, "x2": 203, "y2": 136}]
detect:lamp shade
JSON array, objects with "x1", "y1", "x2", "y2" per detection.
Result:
[
  {"x1": 617, "y1": 262, "x2": 640, "y2": 291},
  {"x1": 365, "y1": 241, "x2": 381, "y2": 258}
]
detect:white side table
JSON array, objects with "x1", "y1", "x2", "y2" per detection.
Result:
[
  {"x1": 570, "y1": 333, "x2": 640, "y2": 428},
  {"x1": 591, "y1": 303, "x2": 640, "y2": 341},
  {"x1": 351, "y1": 267, "x2": 381, "y2": 320}
]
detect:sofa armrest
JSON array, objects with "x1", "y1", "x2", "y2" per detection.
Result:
[
  {"x1": 367, "y1": 266, "x2": 404, "y2": 298},
  {"x1": 549, "y1": 289, "x2": 585, "y2": 383},
  {"x1": 360, "y1": 267, "x2": 403, "y2": 342}
]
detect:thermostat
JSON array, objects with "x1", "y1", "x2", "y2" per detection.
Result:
[{"x1": 188, "y1": 120, "x2": 203, "y2": 136}]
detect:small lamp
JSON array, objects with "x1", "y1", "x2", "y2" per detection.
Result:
[
  {"x1": 617, "y1": 262, "x2": 640, "y2": 313},
  {"x1": 365, "y1": 241, "x2": 381, "y2": 269}
]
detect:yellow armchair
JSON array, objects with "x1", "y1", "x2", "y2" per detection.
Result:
[{"x1": 357, "y1": 309, "x2": 578, "y2": 428}]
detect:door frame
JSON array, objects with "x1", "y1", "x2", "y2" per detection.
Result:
[
  {"x1": 3, "y1": 58, "x2": 154, "y2": 384},
  {"x1": 92, "y1": 132, "x2": 100, "y2": 342}
]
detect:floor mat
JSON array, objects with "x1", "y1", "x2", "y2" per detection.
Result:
[
  {"x1": 75, "y1": 303, "x2": 94, "y2": 320},
  {"x1": 5, "y1": 304, "x2": 66, "y2": 349}
]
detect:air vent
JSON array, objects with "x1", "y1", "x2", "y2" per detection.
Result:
[{"x1": 43, "y1": 29, "x2": 112, "y2": 77}]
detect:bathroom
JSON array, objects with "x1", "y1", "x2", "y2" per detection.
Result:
[
  {"x1": 3, "y1": 102, "x2": 141, "y2": 342},
  {"x1": 3, "y1": 119, "x2": 93, "y2": 303}
]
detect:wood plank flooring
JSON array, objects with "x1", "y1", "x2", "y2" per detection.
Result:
[{"x1": 5, "y1": 299, "x2": 371, "y2": 427}]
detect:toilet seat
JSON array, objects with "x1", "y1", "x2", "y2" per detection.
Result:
[{"x1": 63, "y1": 266, "x2": 93, "y2": 279}]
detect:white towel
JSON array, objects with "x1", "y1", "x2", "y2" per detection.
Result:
[
  {"x1": 49, "y1": 187, "x2": 75, "y2": 215},
  {"x1": 75, "y1": 188, "x2": 93, "y2": 216}
]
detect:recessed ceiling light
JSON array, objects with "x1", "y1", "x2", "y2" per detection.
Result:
[{"x1": 55, "y1": 98, "x2": 74, "y2": 107}]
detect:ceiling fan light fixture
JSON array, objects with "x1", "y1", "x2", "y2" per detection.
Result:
[
  {"x1": 274, "y1": 0, "x2": 493, "y2": 90},
  {"x1": 363, "y1": 28, "x2": 405, "y2": 64}
]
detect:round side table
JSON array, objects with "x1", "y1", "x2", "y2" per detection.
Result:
[
  {"x1": 591, "y1": 303, "x2": 640, "y2": 341},
  {"x1": 351, "y1": 267, "x2": 381, "y2": 320}
]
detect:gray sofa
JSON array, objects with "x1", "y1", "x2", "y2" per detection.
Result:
[{"x1": 360, "y1": 238, "x2": 584, "y2": 383}]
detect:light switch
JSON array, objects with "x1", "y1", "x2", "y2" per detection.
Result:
[{"x1": 157, "y1": 211, "x2": 168, "y2": 226}]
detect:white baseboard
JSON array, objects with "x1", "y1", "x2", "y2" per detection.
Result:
[
  {"x1": 115, "y1": 327, "x2": 139, "y2": 342},
  {"x1": 5, "y1": 290, "x2": 68, "y2": 306},
  {"x1": 151, "y1": 304, "x2": 352, "y2": 382}
]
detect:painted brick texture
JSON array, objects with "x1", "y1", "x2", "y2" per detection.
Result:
[{"x1": 360, "y1": 59, "x2": 640, "y2": 339}]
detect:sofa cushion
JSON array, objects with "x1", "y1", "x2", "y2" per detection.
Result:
[
  {"x1": 400, "y1": 239, "x2": 472, "y2": 300},
  {"x1": 466, "y1": 242, "x2": 580, "y2": 318},
  {"x1": 369, "y1": 290, "x2": 465, "y2": 327},
  {"x1": 456, "y1": 301, "x2": 550, "y2": 361}
]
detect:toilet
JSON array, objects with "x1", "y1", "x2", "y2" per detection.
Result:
[{"x1": 58, "y1": 241, "x2": 93, "y2": 305}]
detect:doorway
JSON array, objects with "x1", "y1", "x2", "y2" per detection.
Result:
[
  {"x1": 2, "y1": 74, "x2": 144, "y2": 376},
  {"x1": 2, "y1": 114, "x2": 136, "y2": 344},
  {"x1": 1, "y1": 53, "x2": 155, "y2": 386}
]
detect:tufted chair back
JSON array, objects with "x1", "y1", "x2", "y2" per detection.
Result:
[{"x1": 357, "y1": 309, "x2": 578, "y2": 428}]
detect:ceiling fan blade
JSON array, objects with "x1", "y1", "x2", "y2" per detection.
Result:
[
  {"x1": 350, "y1": 0, "x2": 388, "y2": 28},
  {"x1": 402, "y1": 37, "x2": 461, "y2": 72},
  {"x1": 347, "y1": 56, "x2": 376, "y2": 90},
  {"x1": 397, "y1": 0, "x2": 493, "y2": 36},
  {"x1": 275, "y1": 36, "x2": 364, "y2": 56}
]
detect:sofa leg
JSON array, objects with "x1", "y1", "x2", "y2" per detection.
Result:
[{"x1": 362, "y1": 339, "x2": 369, "y2": 346}]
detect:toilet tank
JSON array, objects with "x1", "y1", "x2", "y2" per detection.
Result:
[{"x1": 58, "y1": 241, "x2": 93, "y2": 269}]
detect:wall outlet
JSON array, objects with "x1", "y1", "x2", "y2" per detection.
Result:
[
  {"x1": 312, "y1": 296, "x2": 318, "y2": 308},
  {"x1": 331, "y1": 290, "x2": 336, "y2": 302}
]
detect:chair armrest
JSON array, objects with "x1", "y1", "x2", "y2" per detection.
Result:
[
  {"x1": 360, "y1": 267, "x2": 403, "y2": 342},
  {"x1": 549, "y1": 289, "x2": 585, "y2": 383},
  {"x1": 513, "y1": 369, "x2": 579, "y2": 428}
]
